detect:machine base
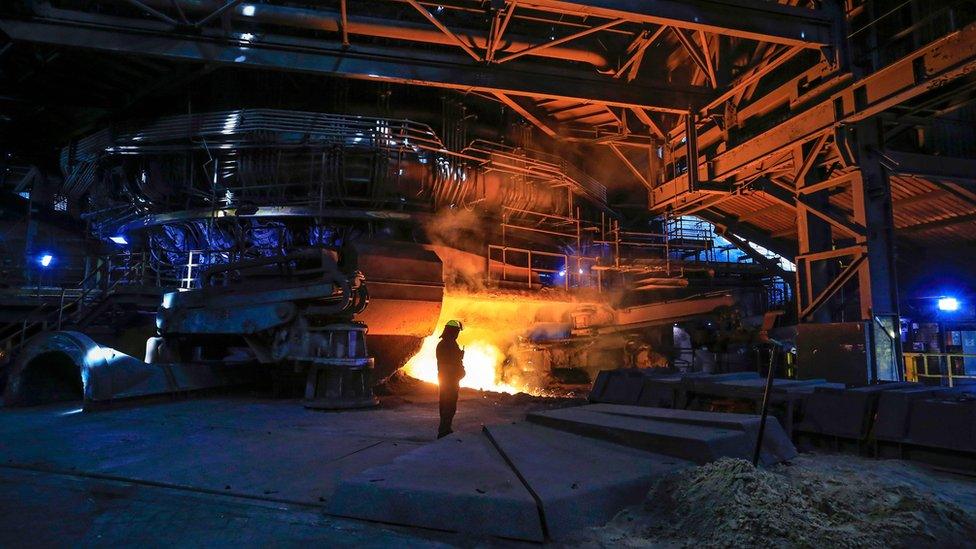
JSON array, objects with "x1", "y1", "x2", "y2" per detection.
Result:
[{"x1": 302, "y1": 360, "x2": 379, "y2": 411}]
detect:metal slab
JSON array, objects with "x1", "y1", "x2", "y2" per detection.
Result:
[
  {"x1": 527, "y1": 406, "x2": 752, "y2": 464},
  {"x1": 329, "y1": 432, "x2": 544, "y2": 542},
  {"x1": 483, "y1": 422, "x2": 691, "y2": 540}
]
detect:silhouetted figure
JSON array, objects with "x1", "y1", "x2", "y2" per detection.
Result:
[{"x1": 436, "y1": 320, "x2": 466, "y2": 439}]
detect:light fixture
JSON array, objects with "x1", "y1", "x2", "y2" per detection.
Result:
[
  {"x1": 39, "y1": 254, "x2": 53, "y2": 268},
  {"x1": 241, "y1": 4, "x2": 256, "y2": 16},
  {"x1": 938, "y1": 297, "x2": 960, "y2": 312},
  {"x1": 558, "y1": 270, "x2": 566, "y2": 277},
  {"x1": 109, "y1": 235, "x2": 128, "y2": 245}
]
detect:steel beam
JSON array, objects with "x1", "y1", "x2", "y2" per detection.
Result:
[
  {"x1": 721, "y1": 231, "x2": 792, "y2": 281},
  {"x1": 0, "y1": 17, "x2": 708, "y2": 113},
  {"x1": 614, "y1": 25, "x2": 666, "y2": 81},
  {"x1": 340, "y1": 0, "x2": 349, "y2": 46},
  {"x1": 698, "y1": 209, "x2": 797, "y2": 259},
  {"x1": 652, "y1": 20, "x2": 976, "y2": 210},
  {"x1": 899, "y1": 212, "x2": 976, "y2": 234},
  {"x1": 194, "y1": 0, "x2": 245, "y2": 27},
  {"x1": 494, "y1": 92, "x2": 558, "y2": 137},
  {"x1": 854, "y1": 121, "x2": 902, "y2": 382},
  {"x1": 702, "y1": 44, "x2": 805, "y2": 113},
  {"x1": 787, "y1": 121, "x2": 902, "y2": 380},
  {"x1": 798, "y1": 254, "x2": 864, "y2": 322},
  {"x1": 494, "y1": 17, "x2": 625, "y2": 64},
  {"x1": 879, "y1": 150, "x2": 976, "y2": 183},
  {"x1": 794, "y1": 158, "x2": 836, "y2": 324},
  {"x1": 517, "y1": 0, "x2": 833, "y2": 47},
  {"x1": 672, "y1": 27, "x2": 716, "y2": 88},
  {"x1": 630, "y1": 107, "x2": 666, "y2": 140},
  {"x1": 487, "y1": 1, "x2": 517, "y2": 63},
  {"x1": 758, "y1": 177, "x2": 866, "y2": 239},
  {"x1": 404, "y1": 0, "x2": 482, "y2": 62},
  {"x1": 609, "y1": 144, "x2": 652, "y2": 190}
]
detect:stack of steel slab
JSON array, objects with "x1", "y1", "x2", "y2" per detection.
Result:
[
  {"x1": 589, "y1": 368, "x2": 976, "y2": 471},
  {"x1": 590, "y1": 368, "x2": 840, "y2": 407},
  {"x1": 329, "y1": 404, "x2": 795, "y2": 542},
  {"x1": 873, "y1": 386, "x2": 976, "y2": 469},
  {"x1": 589, "y1": 368, "x2": 840, "y2": 435},
  {"x1": 796, "y1": 382, "x2": 918, "y2": 440}
]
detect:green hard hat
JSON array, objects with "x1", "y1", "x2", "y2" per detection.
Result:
[{"x1": 445, "y1": 320, "x2": 463, "y2": 330}]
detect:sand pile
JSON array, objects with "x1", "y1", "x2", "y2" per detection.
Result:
[{"x1": 579, "y1": 456, "x2": 976, "y2": 548}]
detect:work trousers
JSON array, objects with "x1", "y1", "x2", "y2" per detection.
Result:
[{"x1": 438, "y1": 376, "x2": 460, "y2": 439}]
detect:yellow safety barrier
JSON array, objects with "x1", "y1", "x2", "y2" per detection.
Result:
[{"x1": 903, "y1": 352, "x2": 976, "y2": 387}]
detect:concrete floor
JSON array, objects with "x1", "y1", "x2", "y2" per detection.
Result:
[{"x1": 0, "y1": 387, "x2": 571, "y2": 547}]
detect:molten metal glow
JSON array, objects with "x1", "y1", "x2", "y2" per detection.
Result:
[
  {"x1": 403, "y1": 336, "x2": 522, "y2": 394},
  {"x1": 402, "y1": 293, "x2": 581, "y2": 394}
]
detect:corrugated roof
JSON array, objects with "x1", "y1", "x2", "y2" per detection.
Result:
[{"x1": 704, "y1": 173, "x2": 976, "y2": 252}]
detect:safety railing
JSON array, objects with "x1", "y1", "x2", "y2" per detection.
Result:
[
  {"x1": 0, "y1": 257, "x2": 146, "y2": 355},
  {"x1": 486, "y1": 244, "x2": 600, "y2": 290},
  {"x1": 904, "y1": 352, "x2": 976, "y2": 387},
  {"x1": 180, "y1": 250, "x2": 205, "y2": 290}
]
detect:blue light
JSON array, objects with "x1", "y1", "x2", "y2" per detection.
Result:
[
  {"x1": 109, "y1": 235, "x2": 128, "y2": 245},
  {"x1": 39, "y1": 254, "x2": 53, "y2": 268},
  {"x1": 938, "y1": 297, "x2": 960, "y2": 312},
  {"x1": 558, "y1": 269, "x2": 566, "y2": 277}
]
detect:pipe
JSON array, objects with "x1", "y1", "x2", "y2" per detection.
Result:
[{"x1": 115, "y1": 0, "x2": 610, "y2": 68}]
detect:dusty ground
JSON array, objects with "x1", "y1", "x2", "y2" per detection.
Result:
[
  {"x1": 1, "y1": 379, "x2": 975, "y2": 547},
  {"x1": 0, "y1": 380, "x2": 577, "y2": 547},
  {"x1": 570, "y1": 453, "x2": 976, "y2": 548}
]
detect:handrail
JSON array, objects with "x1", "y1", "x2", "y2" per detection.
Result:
[
  {"x1": 60, "y1": 260, "x2": 145, "y2": 326},
  {"x1": 904, "y1": 352, "x2": 976, "y2": 387},
  {"x1": 0, "y1": 260, "x2": 145, "y2": 354},
  {"x1": 487, "y1": 244, "x2": 600, "y2": 290},
  {"x1": 0, "y1": 264, "x2": 106, "y2": 342}
]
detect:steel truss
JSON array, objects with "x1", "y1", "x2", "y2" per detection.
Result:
[
  {"x1": 650, "y1": 15, "x2": 976, "y2": 381},
  {"x1": 0, "y1": 0, "x2": 839, "y2": 208},
  {"x1": 0, "y1": 0, "x2": 834, "y2": 112}
]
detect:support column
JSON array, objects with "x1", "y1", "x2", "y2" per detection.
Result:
[
  {"x1": 793, "y1": 121, "x2": 902, "y2": 382},
  {"x1": 853, "y1": 119, "x2": 902, "y2": 381},
  {"x1": 793, "y1": 0, "x2": 902, "y2": 383},
  {"x1": 795, "y1": 145, "x2": 834, "y2": 324}
]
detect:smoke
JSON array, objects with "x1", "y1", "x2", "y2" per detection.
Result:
[
  {"x1": 429, "y1": 246, "x2": 486, "y2": 291},
  {"x1": 424, "y1": 207, "x2": 485, "y2": 249},
  {"x1": 409, "y1": 206, "x2": 637, "y2": 393},
  {"x1": 424, "y1": 207, "x2": 490, "y2": 291}
]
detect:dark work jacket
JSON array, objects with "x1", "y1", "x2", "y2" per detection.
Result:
[{"x1": 436, "y1": 338, "x2": 464, "y2": 383}]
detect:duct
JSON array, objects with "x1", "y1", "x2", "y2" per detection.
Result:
[
  {"x1": 103, "y1": 0, "x2": 611, "y2": 68},
  {"x1": 602, "y1": 294, "x2": 736, "y2": 332},
  {"x1": 2, "y1": 331, "x2": 255, "y2": 408}
]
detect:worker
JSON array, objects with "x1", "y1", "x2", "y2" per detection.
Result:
[{"x1": 436, "y1": 319, "x2": 466, "y2": 439}]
